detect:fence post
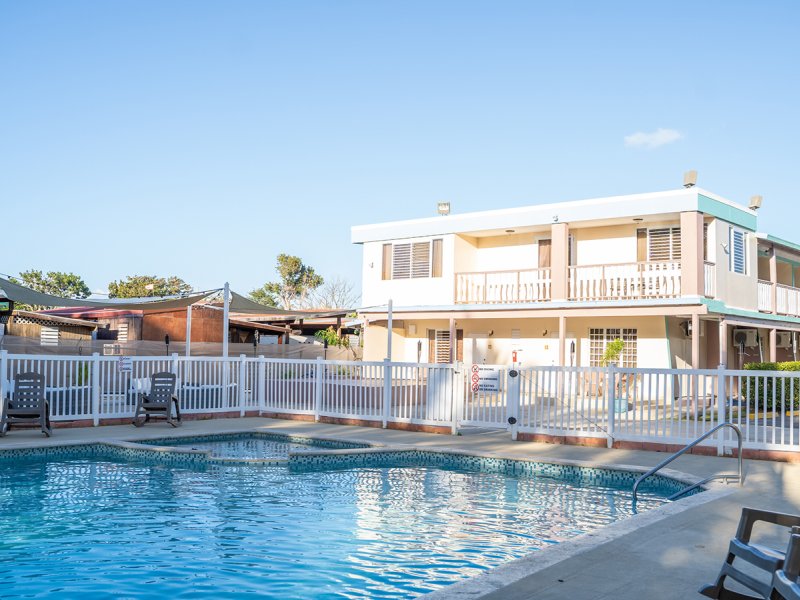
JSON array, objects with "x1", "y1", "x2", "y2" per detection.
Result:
[
  {"x1": 0, "y1": 350, "x2": 8, "y2": 421},
  {"x1": 171, "y1": 352, "x2": 180, "y2": 375},
  {"x1": 238, "y1": 354, "x2": 247, "y2": 417},
  {"x1": 382, "y1": 358, "x2": 392, "y2": 428},
  {"x1": 716, "y1": 364, "x2": 727, "y2": 456},
  {"x1": 314, "y1": 357, "x2": 323, "y2": 422},
  {"x1": 606, "y1": 365, "x2": 616, "y2": 448},
  {"x1": 91, "y1": 352, "x2": 101, "y2": 427},
  {"x1": 507, "y1": 368, "x2": 521, "y2": 441},
  {"x1": 257, "y1": 356, "x2": 266, "y2": 415},
  {"x1": 451, "y1": 362, "x2": 463, "y2": 435}
]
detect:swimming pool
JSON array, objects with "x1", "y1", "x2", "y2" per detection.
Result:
[{"x1": 0, "y1": 434, "x2": 693, "y2": 599}]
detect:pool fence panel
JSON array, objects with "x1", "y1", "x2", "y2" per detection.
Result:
[{"x1": 2, "y1": 349, "x2": 800, "y2": 455}]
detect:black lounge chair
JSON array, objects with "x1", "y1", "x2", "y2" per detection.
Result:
[
  {"x1": 132, "y1": 372, "x2": 181, "y2": 427},
  {"x1": 0, "y1": 372, "x2": 52, "y2": 437},
  {"x1": 771, "y1": 534, "x2": 800, "y2": 600},
  {"x1": 700, "y1": 507, "x2": 800, "y2": 599}
]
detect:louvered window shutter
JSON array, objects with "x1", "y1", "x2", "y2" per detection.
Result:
[
  {"x1": 730, "y1": 228, "x2": 746, "y2": 274},
  {"x1": 648, "y1": 228, "x2": 681, "y2": 261},
  {"x1": 392, "y1": 244, "x2": 411, "y2": 279},
  {"x1": 411, "y1": 242, "x2": 431, "y2": 278}
]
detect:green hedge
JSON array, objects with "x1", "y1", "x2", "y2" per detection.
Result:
[{"x1": 742, "y1": 362, "x2": 800, "y2": 411}]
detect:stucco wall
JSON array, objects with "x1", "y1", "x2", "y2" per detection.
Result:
[{"x1": 710, "y1": 218, "x2": 758, "y2": 310}]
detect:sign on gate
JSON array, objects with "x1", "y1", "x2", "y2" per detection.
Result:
[
  {"x1": 471, "y1": 364, "x2": 500, "y2": 392},
  {"x1": 117, "y1": 356, "x2": 132, "y2": 373}
]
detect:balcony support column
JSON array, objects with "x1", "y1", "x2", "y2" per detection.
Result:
[
  {"x1": 770, "y1": 328, "x2": 777, "y2": 363},
  {"x1": 719, "y1": 320, "x2": 728, "y2": 368},
  {"x1": 770, "y1": 247, "x2": 778, "y2": 314},
  {"x1": 691, "y1": 313, "x2": 701, "y2": 370},
  {"x1": 551, "y1": 222, "x2": 569, "y2": 300},
  {"x1": 680, "y1": 211, "x2": 704, "y2": 296}
]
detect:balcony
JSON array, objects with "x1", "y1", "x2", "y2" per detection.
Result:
[
  {"x1": 454, "y1": 268, "x2": 551, "y2": 304},
  {"x1": 454, "y1": 261, "x2": 682, "y2": 304},
  {"x1": 568, "y1": 261, "x2": 681, "y2": 301},
  {"x1": 758, "y1": 280, "x2": 800, "y2": 317}
]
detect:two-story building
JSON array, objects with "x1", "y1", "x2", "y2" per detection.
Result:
[{"x1": 352, "y1": 186, "x2": 800, "y2": 370}]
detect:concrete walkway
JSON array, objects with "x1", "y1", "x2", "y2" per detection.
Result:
[{"x1": 2, "y1": 418, "x2": 798, "y2": 599}]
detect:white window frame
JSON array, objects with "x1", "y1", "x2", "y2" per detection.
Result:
[
  {"x1": 589, "y1": 328, "x2": 638, "y2": 368},
  {"x1": 386, "y1": 239, "x2": 442, "y2": 280},
  {"x1": 729, "y1": 227, "x2": 747, "y2": 275},
  {"x1": 647, "y1": 227, "x2": 681, "y2": 262}
]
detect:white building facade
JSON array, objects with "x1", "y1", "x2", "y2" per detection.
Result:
[{"x1": 352, "y1": 187, "x2": 800, "y2": 370}]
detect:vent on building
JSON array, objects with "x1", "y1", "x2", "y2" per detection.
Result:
[
  {"x1": 118, "y1": 323, "x2": 129, "y2": 343},
  {"x1": 40, "y1": 326, "x2": 60, "y2": 346}
]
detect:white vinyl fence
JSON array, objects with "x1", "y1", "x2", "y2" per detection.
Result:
[{"x1": 2, "y1": 350, "x2": 800, "y2": 454}]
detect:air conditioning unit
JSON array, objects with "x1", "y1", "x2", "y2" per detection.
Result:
[
  {"x1": 733, "y1": 329, "x2": 758, "y2": 348},
  {"x1": 777, "y1": 332, "x2": 793, "y2": 349}
]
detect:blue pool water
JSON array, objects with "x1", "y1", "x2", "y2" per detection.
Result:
[
  {"x1": 0, "y1": 443, "x2": 672, "y2": 599},
  {"x1": 141, "y1": 433, "x2": 367, "y2": 459}
]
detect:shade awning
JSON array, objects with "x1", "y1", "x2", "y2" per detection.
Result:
[{"x1": 0, "y1": 277, "x2": 215, "y2": 310}]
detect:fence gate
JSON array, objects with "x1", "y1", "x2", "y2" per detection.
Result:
[{"x1": 460, "y1": 364, "x2": 511, "y2": 429}]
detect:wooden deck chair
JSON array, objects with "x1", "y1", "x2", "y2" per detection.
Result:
[
  {"x1": 771, "y1": 533, "x2": 800, "y2": 600},
  {"x1": 0, "y1": 372, "x2": 52, "y2": 437},
  {"x1": 132, "y1": 372, "x2": 181, "y2": 427},
  {"x1": 700, "y1": 507, "x2": 800, "y2": 599}
]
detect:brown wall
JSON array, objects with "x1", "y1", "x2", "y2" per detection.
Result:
[
  {"x1": 7, "y1": 319, "x2": 94, "y2": 341},
  {"x1": 142, "y1": 307, "x2": 223, "y2": 342}
]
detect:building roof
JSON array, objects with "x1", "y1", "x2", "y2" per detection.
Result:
[{"x1": 351, "y1": 187, "x2": 758, "y2": 243}]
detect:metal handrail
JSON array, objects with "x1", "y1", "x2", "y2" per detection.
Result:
[{"x1": 632, "y1": 422, "x2": 743, "y2": 502}]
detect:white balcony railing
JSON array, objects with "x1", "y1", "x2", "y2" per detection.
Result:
[
  {"x1": 757, "y1": 280, "x2": 773, "y2": 312},
  {"x1": 703, "y1": 261, "x2": 716, "y2": 298},
  {"x1": 777, "y1": 283, "x2": 800, "y2": 317},
  {"x1": 568, "y1": 261, "x2": 681, "y2": 301},
  {"x1": 454, "y1": 268, "x2": 551, "y2": 304}
]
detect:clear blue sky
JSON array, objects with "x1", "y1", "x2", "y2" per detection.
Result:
[{"x1": 2, "y1": 1, "x2": 798, "y2": 300}]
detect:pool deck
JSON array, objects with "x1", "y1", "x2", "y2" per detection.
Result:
[{"x1": 2, "y1": 417, "x2": 798, "y2": 599}]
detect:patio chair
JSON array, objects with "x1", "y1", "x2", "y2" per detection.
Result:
[
  {"x1": 771, "y1": 533, "x2": 800, "y2": 600},
  {"x1": 132, "y1": 372, "x2": 181, "y2": 427},
  {"x1": 0, "y1": 372, "x2": 52, "y2": 437},
  {"x1": 700, "y1": 507, "x2": 800, "y2": 599}
]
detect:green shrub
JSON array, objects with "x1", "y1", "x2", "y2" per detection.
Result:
[{"x1": 742, "y1": 362, "x2": 800, "y2": 411}]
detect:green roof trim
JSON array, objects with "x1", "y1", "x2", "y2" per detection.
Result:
[
  {"x1": 766, "y1": 234, "x2": 800, "y2": 254},
  {"x1": 701, "y1": 298, "x2": 800, "y2": 324},
  {"x1": 698, "y1": 194, "x2": 757, "y2": 231}
]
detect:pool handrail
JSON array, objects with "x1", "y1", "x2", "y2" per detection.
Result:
[{"x1": 632, "y1": 422, "x2": 743, "y2": 502}]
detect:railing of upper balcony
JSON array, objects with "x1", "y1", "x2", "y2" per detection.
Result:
[
  {"x1": 757, "y1": 280, "x2": 800, "y2": 317},
  {"x1": 454, "y1": 268, "x2": 552, "y2": 304},
  {"x1": 454, "y1": 261, "x2": 682, "y2": 304},
  {"x1": 704, "y1": 261, "x2": 716, "y2": 298},
  {"x1": 569, "y1": 261, "x2": 681, "y2": 301}
]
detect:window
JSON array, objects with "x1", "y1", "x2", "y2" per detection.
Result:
[
  {"x1": 427, "y1": 329, "x2": 463, "y2": 363},
  {"x1": 589, "y1": 328, "x2": 638, "y2": 368},
  {"x1": 382, "y1": 239, "x2": 443, "y2": 279},
  {"x1": 648, "y1": 228, "x2": 681, "y2": 261},
  {"x1": 729, "y1": 227, "x2": 746, "y2": 274}
]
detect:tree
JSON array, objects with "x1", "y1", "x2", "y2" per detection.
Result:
[
  {"x1": 10, "y1": 270, "x2": 91, "y2": 309},
  {"x1": 311, "y1": 276, "x2": 359, "y2": 309},
  {"x1": 108, "y1": 275, "x2": 192, "y2": 298},
  {"x1": 248, "y1": 285, "x2": 279, "y2": 308},
  {"x1": 252, "y1": 254, "x2": 323, "y2": 310}
]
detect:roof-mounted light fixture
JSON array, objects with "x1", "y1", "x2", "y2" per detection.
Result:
[
  {"x1": 437, "y1": 202, "x2": 450, "y2": 216},
  {"x1": 749, "y1": 195, "x2": 763, "y2": 210},
  {"x1": 683, "y1": 170, "x2": 698, "y2": 188}
]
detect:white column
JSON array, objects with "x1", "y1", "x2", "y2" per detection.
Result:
[
  {"x1": 386, "y1": 298, "x2": 393, "y2": 361},
  {"x1": 449, "y1": 318, "x2": 456, "y2": 363},
  {"x1": 691, "y1": 313, "x2": 700, "y2": 370},
  {"x1": 222, "y1": 282, "x2": 230, "y2": 358},
  {"x1": 185, "y1": 305, "x2": 192, "y2": 357}
]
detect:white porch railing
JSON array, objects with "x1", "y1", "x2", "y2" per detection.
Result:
[
  {"x1": 568, "y1": 261, "x2": 681, "y2": 301},
  {"x1": 704, "y1": 261, "x2": 716, "y2": 298},
  {"x1": 454, "y1": 268, "x2": 551, "y2": 304},
  {"x1": 758, "y1": 280, "x2": 774, "y2": 312},
  {"x1": 777, "y1": 283, "x2": 800, "y2": 317},
  {"x1": 4, "y1": 351, "x2": 800, "y2": 454}
]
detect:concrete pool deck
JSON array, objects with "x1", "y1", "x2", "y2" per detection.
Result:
[{"x1": 2, "y1": 417, "x2": 797, "y2": 599}]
